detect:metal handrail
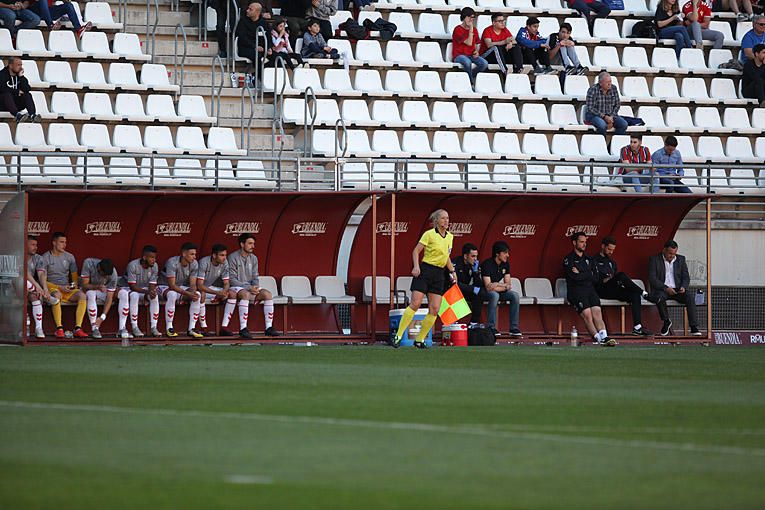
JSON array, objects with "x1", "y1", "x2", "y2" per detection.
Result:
[
  {"x1": 174, "y1": 23, "x2": 188, "y2": 97},
  {"x1": 240, "y1": 79, "x2": 256, "y2": 152},
  {"x1": 333, "y1": 118, "x2": 348, "y2": 159},
  {"x1": 302, "y1": 87, "x2": 317, "y2": 157},
  {"x1": 253, "y1": 25, "x2": 268, "y2": 104},
  {"x1": 210, "y1": 55, "x2": 225, "y2": 126},
  {"x1": 147, "y1": 0, "x2": 159, "y2": 60},
  {"x1": 228, "y1": 0, "x2": 240, "y2": 74},
  {"x1": 118, "y1": 0, "x2": 127, "y2": 32},
  {"x1": 271, "y1": 58, "x2": 289, "y2": 161}
]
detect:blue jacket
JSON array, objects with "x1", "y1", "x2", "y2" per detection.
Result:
[{"x1": 517, "y1": 27, "x2": 547, "y2": 49}]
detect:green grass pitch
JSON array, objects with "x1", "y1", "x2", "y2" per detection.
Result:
[{"x1": 1, "y1": 345, "x2": 764, "y2": 509}]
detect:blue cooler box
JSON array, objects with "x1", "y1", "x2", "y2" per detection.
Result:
[{"x1": 389, "y1": 308, "x2": 433, "y2": 347}]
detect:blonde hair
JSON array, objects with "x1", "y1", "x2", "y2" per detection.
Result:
[
  {"x1": 660, "y1": 0, "x2": 678, "y2": 14},
  {"x1": 430, "y1": 209, "x2": 448, "y2": 225}
]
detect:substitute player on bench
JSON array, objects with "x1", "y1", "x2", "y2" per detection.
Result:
[
  {"x1": 118, "y1": 245, "x2": 161, "y2": 338},
  {"x1": 158, "y1": 242, "x2": 203, "y2": 339},
  {"x1": 196, "y1": 243, "x2": 236, "y2": 336},
  {"x1": 38, "y1": 232, "x2": 88, "y2": 338},
  {"x1": 80, "y1": 257, "x2": 119, "y2": 339}
]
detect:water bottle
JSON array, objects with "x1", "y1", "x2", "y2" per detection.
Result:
[
  {"x1": 121, "y1": 336, "x2": 130, "y2": 348},
  {"x1": 570, "y1": 326, "x2": 578, "y2": 347},
  {"x1": 230, "y1": 72, "x2": 239, "y2": 88}
]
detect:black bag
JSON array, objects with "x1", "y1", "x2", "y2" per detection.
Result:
[
  {"x1": 339, "y1": 18, "x2": 368, "y2": 41},
  {"x1": 468, "y1": 327, "x2": 496, "y2": 346},
  {"x1": 364, "y1": 18, "x2": 397, "y2": 41},
  {"x1": 629, "y1": 20, "x2": 657, "y2": 39}
]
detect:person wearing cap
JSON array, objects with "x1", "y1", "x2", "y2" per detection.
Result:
[{"x1": 451, "y1": 7, "x2": 488, "y2": 84}]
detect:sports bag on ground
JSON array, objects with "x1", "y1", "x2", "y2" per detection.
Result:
[{"x1": 468, "y1": 326, "x2": 496, "y2": 346}]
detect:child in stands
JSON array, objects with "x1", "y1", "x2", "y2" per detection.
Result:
[
  {"x1": 548, "y1": 22, "x2": 589, "y2": 75},
  {"x1": 301, "y1": 18, "x2": 340, "y2": 59},
  {"x1": 270, "y1": 17, "x2": 305, "y2": 69}
]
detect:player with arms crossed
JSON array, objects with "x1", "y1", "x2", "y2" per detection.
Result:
[
  {"x1": 196, "y1": 243, "x2": 236, "y2": 336},
  {"x1": 117, "y1": 245, "x2": 161, "y2": 338},
  {"x1": 157, "y1": 242, "x2": 203, "y2": 339},
  {"x1": 80, "y1": 257, "x2": 119, "y2": 339}
]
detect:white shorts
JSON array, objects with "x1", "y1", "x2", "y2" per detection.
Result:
[
  {"x1": 86, "y1": 289, "x2": 112, "y2": 304},
  {"x1": 203, "y1": 285, "x2": 224, "y2": 303}
]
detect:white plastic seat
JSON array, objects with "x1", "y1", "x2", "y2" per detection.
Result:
[
  {"x1": 492, "y1": 132, "x2": 525, "y2": 158},
  {"x1": 675, "y1": 135, "x2": 701, "y2": 163},
  {"x1": 406, "y1": 162, "x2": 438, "y2": 190},
  {"x1": 665, "y1": 106, "x2": 697, "y2": 132},
  {"x1": 385, "y1": 69, "x2": 418, "y2": 95},
  {"x1": 363, "y1": 276, "x2": 391, "y2": 304},
  {"x1": 553, "y1": 165, "x2": 588, "y2": 191},
  {"x1": 26, "y1": 91, "x2": 52, "y2": 121},
  {"x1": 42, "y1": 156, "x2": 80, "y2": 184},
  {"x1": 725, "y1": 137, "x2": 758, "y2": 163},
  {"x1": 327, "y1": 39, "x2": 353, "y2": 60},
  {"x1": 651, "y1": 47, "x2": 680, "y2": 71},
  {"x1": 504, "y1": 74, "x2": 533, "y2": 98},
  {"x1": 466, "y1": 163, "x2": 493, "y2": 190},
  {"x1": 372, "y1": 130, "x2": 405, "y2": 156},
  {"x1": 574, "y1": 46, "x2": 592, "y2": 67},
  {"x1": 356, "y1": 40, "x2": 387, "y2": 64},
  {"x1": 372, "y1": 100, "x2": 405, "y2": 125},
  {"x1": 80, "y1": 123, "x2": 118, "y2": 153},
  {"x1": 357, "y1": 11, "x2": 381, "y2": 26},
  {"x1": 74, "y1": 155, "x2": 110, "y2": 184},
  {"x1": 103, "y1": 157, "x2": 145, "y2": 185},
  {"x1": 537, "y1": 17, "x2": 560, "y2": 36},
  {"x1": 354, "y1": 69, "x2": 387, "y2": 95},
  {"x1": 418, "y1": 12, "x2": 447, "y2": 36},
  {"x1": 340, "y1": 162, "x2": 372, "y2": 189},
  {"x1": 526, "y1": 164, "x2": 553, "y2": 190},
  {"x1": 143, "y1": 126, "x2": 182, "y2": 154},
  {"x1": 0, "y1": 29, "x2": 20, "y2": 57},
  {"x1": 552, "y1": 134, "x2": 584, "y2": 160},
  {"x1": 140, "y1": 63, "x2": 179, "y2": 93},
  {"x1": 312, "y1": 129, "x2": 341, "y2": 156},
  {"x1": 281, "y1": 276, "x2": 323, "y2": 304},
  {"x1": 651, "y1": 77, "x2": 682, "y2": 101},
  {"x1": 736, "y1": 21, "x2": 752, "y2": 41},
  {"x1": 431, "y1": 163, "x2": 465, "y2": 190},
  {"x1": 431, "y1": 101, "x2": 462, "y2": 127},
  {"x1": 114, "y1": 125, "x2": 150, "y2": 153},
  {"x1": 324, "y1": 68, "x2": 359, "y2": 95},
  {"x1": 462, "y1": 131, "x2": 495, "y2": 158},
  {"x1": 755, "y1": 138, "x2": 765, "y2": 158},
  {"x1": 681, "y1": 77, "x2": 712, "y2": 102},
  {"x1": 76, "y1": 61, "x2": 115, "y2": 90},
  {"x1": 522, "y1": 133, "x2": 553, "y2": 159},
  {"x1": 534, "y1": 74, "x2": 564, "y2": 97},
  {"x1": 233, "y1": 160, "x2": 274, "y2": 189},
  {"x1": 402, "y1": 101, "x2": 435, "y2": 127},
  {"x1": 49, "y1": 91, "x2": 89, "y2": 120},
  {"x1": 710, "y1": 78, "x2": 742, "y2": 102},
  {"x1": 112, "y1": 33, "x2": 148, "y2": 60},
  {"x1": 262, "y1": 67, "x2": 292, "y2": 93},
  {"x1": 16, "y1": 30, "x2": 52, "y2": 58},
  {"x1": 170, "y1": 158, "x2": 212, "y2": 187},
  {"x1": 47, "y1": 123, "x2": 84, "y2": 152},
  {"x1": 620, "y1": 46, "x2": 651, "y2": 70},
  {"x1": 564, "y1": 17, "x2": 592, "y2": 40},
  {"x1": 692, "y1": 107, "x2": 725, "y2": 132},
  {"x1": 176, "y1": 126, "x2": 214, "y2": 155},
  {"x1": 520, "y1": 103, "x2": 551, "y2": 128},
  {"x1": 621, "y1": 76, "x2": 652, "y2": 100},
  {"x1": 43, "y1": 61, "x2": 81, "y2": 89},
  {"x1": 413, "y1": 70, "x2": 447, "y2": 96},
  {"x1": 80, "y1": 32, "x2": 115, "y2": 59},
  {"x1": 82, "y1": 93, "x2": 116, "y2": 121},
  {"x1": 492, "y1": 164, "x2": 524, "y2": 190},
  {"x1": 108, "y1": 63, "x2": 145, "y2": 91},
  {"x1": 0, "y1": 124, "x2": 18, "y2": 151},
  {"x1": 84, "y1": 2, "x2": 123, "y2": 29},
  {"x1": 636, "y1": 106, "x2": 667, "y2": 130},
  {"x1": 563, "y1": 75, "x2": 590, "y2": 99},
  {"x1": 679, "y1": 48, "x2": 707, "y2": 71},
  {"x1": 524, "y1": 278, "x2": 564, "y2": 305},
  {"x1": 491, "y1": 103, "x2": 524, "y2": 128},
  {"x1": 594, "y1": 46, "x2": 621, "y2": 68},
  {"x1": 549, "y1": 104, "x2": 581, "y2": 128},
  {"x1": 402, "y1": 131, "x2": 437, "y2": 157},
  {"x1": 385, "y1": 40, "x2": 416, "y2": 66},
  {"x1": 580, "y1": 134, "x2": 612, "y2": 160},
  {"x1": 592, "y1": 18, "x2": 620, "y2": 39},
  {"x1": 346, "y1": 129, "x2": 375, "y2": 156},
  {"x1": 708, "y1": 48, "x2": 734, "y2": 70},
  {"x1": 474, "y1": 73, "x2": 503, "y2": 96},
  {"x1": 433, "y1": 130, "x2": 465, "y2": 158},
  {"x1": 696, "y1": 136, "x2": 728, "y2": 163},
  {"x1": 330, "y1": 10, "x2": 352, "y2": 32},
  {"x1": 176, "y1": 95, "x2": 214, "y2": 123},
  {"x1": 15, "y1": 123, "x2": 52, "y2": 151},
  {"x1": 20, "y1": 60, "x2": 47, "y2": 88},
  {"x1": 444, "y1": 72, "x2": 475, "y2": 96},
  {"x1": 114, "y1": 93, "x2": 152, "y2": 121},
  {"x1": 461, "y1": 102, "x2": 493, "y2": 128},
  {"x1": 388, "y1": 12, "x2": 417, "y2": 35},
  {"x1": 727, "y1": 168, "x2": 758, "y2": 194},
  {"x1": 723, "y1": 108, "x2": 756, "y2": 133},
  {"x1": 207, "y1": 127, "x2": 245, "y2": 156},
  {"x1": 48, "y1": 30, "x2": 83, "y2": 58},
  {"x1": 315, "y1": 276, "x2": 355, "y2": 304},
  {"x1": 415, "y1": 41, "x2": 448, "y2": 65},
  {"x1": 341, "y1": 99, "x2": 373, "y2": 125},
  {"x1": 293, "y1": 68, "x2": 324, "y2": 92},
  {"x1": 143, "y1": 95, "x2": 178, "y2": 122}
]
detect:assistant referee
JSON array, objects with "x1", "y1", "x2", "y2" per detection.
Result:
[{"x1": 391, "y1": 209, "x2": 456, "y2": 349}]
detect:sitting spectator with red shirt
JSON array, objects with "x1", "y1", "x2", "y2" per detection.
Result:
[
  {"x1": 480, "y1": 13, "x2": 523, "y2": 75},
  {"x1": 682, "y1": 0, "x2": 724, "y2": 49},
  {"x1": 452, "y1": 7, "x2": 488, "y2": 84},
  {"x1": 619, "y1": 135, "x2": 650, "y2": 192},
  {"x1": 29, "y1": 0, "x2": 92, "y2": 37}
]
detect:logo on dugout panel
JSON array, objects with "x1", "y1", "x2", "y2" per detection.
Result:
[
  {"x1": 713, "y1": 332, "x2": 742, "y2": 345},
  {"x1": 627, "y1": 225, "x2": 660, "y2": 239},
  {"x1": 449, "y1": 222, "x2": 473, "y2": 237},
  {"x1": 292, "y1": 222, "x2": 327, "y2": 236},
  {"x1": 84, "y1": 221, "x2": 122, "y2": 236},
  {"x1": 376, "y1": 221, "x2": 409, "y2": 236},
  {"x1": 155, "y1": 222, "x2": 192, "y2": 237},
  {"x1": 28, "y1": 221, "x2": 50, "y2": 235},
  {"x1": 224, "y1": 222, "x2": 261, "y2": 235},
  {"x1": 565, "y1": 225, "x2": 599, "y2": 237},
  {"x1": 502, "y1": 224, "x2": 537, "y2": 238}
]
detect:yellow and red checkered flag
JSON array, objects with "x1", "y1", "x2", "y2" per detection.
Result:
[{"x1": 438, "y1": 284, "x2": 472, "y2": 326}]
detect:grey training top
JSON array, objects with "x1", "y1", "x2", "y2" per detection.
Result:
[
  {"x1": 118, "y1": 258, "x2": 159, "y2": 289},
  {"x1": 158, "y1": 255, "x2": 198, "y2": 287},
  {"x1": 39, "y1": 251, "x2": 77, "y2": 286},
  {"x1": 197, "y1": 255, "x2": 230, "y2": 288},
  {"x1": 27, "y1": 253, "x2": 43, "y2": 281},
  {"x1": 81, "y1": 257, "x2": 119, "y2": 292},
  {"x1": 227, "y1": 250, "x2": 259, "y2": 288}
]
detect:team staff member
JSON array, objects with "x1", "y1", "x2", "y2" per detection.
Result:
[
  {"x1": 593, "y1": 237, "x2": 652, "y2": 337},
  {"x1": 391, "y1": 209, "x2": 456, "y2": 349},
  {"x1": 452, "y1": 243, "x2": 490, "y2": 325},
  {"x1": 647, "y1": 239, "x2": 702, "y2": 336},
  {"x1": 80, "y1": 257, "x2": 119, "y2": 339},
  {"x1": 196, "y1": 243, "x2": 235, "y2": 336},
  {"x1": 480, "y1": 241, "x2": 522, "y2": 337},
  {"x1": 563, "y1": 232, "x2": 616, "y2": 346},
  {"x1": 39, "y1": 232, "x2": 88, "y2": 339}
]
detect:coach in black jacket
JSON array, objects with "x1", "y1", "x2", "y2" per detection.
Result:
[
  {"x1": 451, "y1": 243, "x2": 489, "y2": 325},
  {"x1": 647, "y1": 239, "x2": 701, "y2": 337}
]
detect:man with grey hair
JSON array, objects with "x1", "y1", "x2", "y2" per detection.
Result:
[
  {"x1": 740, "y1": 15, "x2": 765, "y2": 64},
  {"x1": 584, "y1": 71, "x2": 627, "y2": 136}
]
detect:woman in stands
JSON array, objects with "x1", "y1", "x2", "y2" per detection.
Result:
[
  {"x1": 655, "y1": 0, "x2": 693, "y2": 57},
  {"x1": 390, "y1": 209, "x2": 456, "y2": 349}
]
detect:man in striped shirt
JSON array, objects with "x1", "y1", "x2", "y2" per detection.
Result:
[{"x1": 619, "y1": 135, "x2": 650, "y2": 193}]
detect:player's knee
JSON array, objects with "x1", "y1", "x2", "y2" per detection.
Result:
[
  {"x1": 227, "y1": 290, "x2": 238, "y2": 299},
  {"x1": 260, "y1": 289, "x2": 272, "y2": 300}
]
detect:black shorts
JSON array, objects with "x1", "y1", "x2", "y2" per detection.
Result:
[
  {"x1": 411, "y1": 262, "x2": 446, "y2": 296},
  {"x1": 568, "y1": 288, "x2": 601, "y2": 314}
]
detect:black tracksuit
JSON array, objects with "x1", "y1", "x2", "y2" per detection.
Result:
[
  {"x1": 563, "y1": 250, "x2": 601, "y2": 313},
  {"x1": 0, "y1": 67, "x2": 36, "y2": 117},
  {"x1": 593, "y1": 253, "x2": 645, "y2": 327},
  {"x1": 452, "y1": 256, "x2": 490, "y2": 324}
]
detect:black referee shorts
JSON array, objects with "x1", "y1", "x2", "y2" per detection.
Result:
[
  {"x1": 411, "y1": 262, "x2": 447, "y2": 296},
  {"x1": 568, "y1": 288, "x2": 601, "y2": 314}
]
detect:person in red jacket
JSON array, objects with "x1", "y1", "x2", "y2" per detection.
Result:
[{"x1": 452, "y1": 7, "x2": 488, "y2": 84}]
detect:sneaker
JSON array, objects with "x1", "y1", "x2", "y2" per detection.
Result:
[
  {"x1": 76, "y1": 21, "x2": 93, "y2": 39},
  {"x1": 490, "y1": 327, "x2": 501, "y2": 337},
  {"x1": 576, "y1": 65, "x2": 589, "y2": 75},
  {"x1": 564, "y1": 65, "x2": 577, "y2": 75},
  {"x1": 631, "y1": 327, "x2": 652, "y2": 336},
  {"x1": 132, "y1": 326, "x2": 145, "y2": 338},
  {"x1": 73, "y1": 327, "x2": 88, "y2": 338},
  {"x1": 543, "y1": 66, "x2": 556, "y2": 74},
  {"x1": 91, "y1": 327, "x2": 102, "y2": 339},
  {"x1": 166, "y1": 328, "x2": 178, "y2": 338},
  {"x1": 641, "y1": 291, "x2": 649, "y2": 299},
  {"x1": 51, "y1": 20, "x2": 62, "y2": 30},
  {"x1": 31, "y1": 113, "x2": 42, "y2": 123},
  {"x1": 239, "y1": 328, "x2": 252, "y2": 339},
  {"x1": 509, "y1": 329, "x2": 523, "y2": 337},
  {"x1": 187, "y1": 329, "x2": 204, "y2": 339},
  {"x1": 149, "y1": 327, "x2": 162, "y2": 337},
  {"x1": 660, "y1": 319, "x2": 672, "y2": 336},
  {"x1": 389, "y1": 333, "x2": 402, "y2": 349},
  {"x1": 117, "y1": 329, "x2": 132, "y2": 339},
  {"x1": 512, "y1": 66, "x2": 523, "y2": 74},
  {"x1": 15, "y1": 113, "x2": 28, "y2": 123},
  {"x1": 35, "y1": 328, "x2": 45, "y2": 339},
  {"x1": 690, "y1": 327, "x2": 703, "y2": 337},
  {"x1": 600, "y1": 337, "x2": 617, "y2": 347},
  {"x1": 55, "y1": 327, "x2": 65, "y2": 338},
  {"x1": 533, "y1": 65, "x2": 544, "y2": 74},
  {"x1": 737, "y1": 12, "x2": 749, "y2": 21},
  {"x1": 413, "y1": 340, "x2": 429, "y2": 349},
  {"x1": 264, "y1": 326, "x2": 282, "y2": 337},
  {"x1": 219, "y1": 329, "x2": 235, "y2": 337}
]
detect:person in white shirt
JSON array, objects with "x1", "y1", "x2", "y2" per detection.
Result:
[{"x1": 647, "y1": 239, "x2": 702, "y2": 337}]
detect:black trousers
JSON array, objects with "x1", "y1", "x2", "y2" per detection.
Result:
[
  {"x1": 596, "y1": 272, "x2": 644, "y2": 327},
  {"x1": 0, "y1": 91, "x2": 36, "y2": 116},
  {"x1": 457, "y1": 282, "x2": 490, "y2": 324},
  {"x1": 521, "y1": 46, "x2": 550, "y2": 67},
  {"x1": 268, "y1": 52, "x2": 304, "y2": 70},
  {"x1": 483, "y1": 44, "x2": 523, "y2": 73},
  {"x1": 742, "y1": 80, "x2": 765, "y2": 103},
  {"x1": 649, "y1": 289, "x2": 699, "y2": 329},
  {"x1": 212, "y1": 0, "x2": 231, "y2": 55}
]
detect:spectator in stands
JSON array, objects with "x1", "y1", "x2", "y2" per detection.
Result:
[
  {"x1": 452, "y1": 7, "x2": 488, "y2": 85},
  {"x1": 682, "y1": 0, "x2": 724, "y2": 49},
  {"x1": 452, "y1": 243, "x2": 490, "y2": 325},
  {"x1": 236, "y1": 1, "x2": 270, "y2": 71},
  {"x1": 309, "y1": 0, "x2": 337, "y2": 43},
  {"x1": 619, "y1": 134, "x2": 650, "y2": 192},
  {"x1": 647, "y1": 239, "x2": 702, "y2": 336},
  {"x1": 480, "y1": 13, "x2": 523, "y2": 75},
  {"x1": 548, "y1": 22, "x2": 588, "y2": 75},
  {"x1": 281, "y1": 0, "x2": 311, "y2": 49},
  {"x1": 743, "y1": 43, "x2": 765, "y2": 104},
  {"x1": 270, "y1": 17, "x2": 305, "y2": 69},
  {"x1": 725, "y1": 0, "x2": 755, "y2": 21},
  {"x1": 594, "y1": 236, "x2": 652, "y2": 337},
  {"x1": 0, "y1": 57, "x2": 40, "y2": 123},
  {"x1": 655, "y1": 0, "x2": 693, "y2": 58},
  {"x1": 517, "y1": 17, "x2": 554, "y2": 74},
  {"x1": 29, "y1": 0, "x2": 92, "y2": 38},
  {"x1": 480, "y1": 241, "x2": 522, "y2": 338},
  {"x1": 740, "y1": 15, "x2": 765, "y2": 64},
  {"x1": 0, "y1": 0, "x2": 40, "y2": 38},
  {"x1": 651, "y1": 135, "x2": 692, "y2": 193},
  {"x1": 301, "y1": 18, "x2": 339, "y2": 59},
  {"x1": 585, "y1": 71, "x2": 627, "y2": 136},
  {"x1": 565, "y1": 0, "x2": 610, "y2": 32}
]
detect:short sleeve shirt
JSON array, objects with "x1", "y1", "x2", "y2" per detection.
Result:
[
  {"x1": 480, "y1": 26, "x2": 512, "y2": 55},
  {"x1": 197, "y1": 255, "x2": 230, "y2": 287},
  {"x1": 40, "y1": 251, "x2": 77, "y2": 286},
  {"x1": 479, "y1": 257, "x2": 511, "y2": 284},
  {"x1": 121, "y1": 258, "x2": 159, "y2": 289},
  {"x1": 81, "y1": 257, "x2": 119, "y2": 292},
  {"x1": 27, "y1": 253, "x2": 42, "y2": 280},
  {"x1": 418, "y1": 228, "x2": 453, "y2": 268},
  {"x1": 681, "y1": 1, "x2": 710, "y2": 24},
  {"x1": 452, "y1": 25, "x2": 480, "y2": 59},
  {"x1": 159, "y1": 255, "x2": 199, "y2": 287}
]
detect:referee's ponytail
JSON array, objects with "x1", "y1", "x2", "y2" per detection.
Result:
[{"x1": 429, "y1": 209, "x2": 447, "y2": 225}]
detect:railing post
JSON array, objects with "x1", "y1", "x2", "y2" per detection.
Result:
[
  {"x1": 174, "y1": 24, "x2": 188, "y2": 97},
  {"x1": 210, "y1": 55, "x2": 224, "y2": 126},
  {"x1": 302, "y1": 86, "x2": 317, "y2": 157}
]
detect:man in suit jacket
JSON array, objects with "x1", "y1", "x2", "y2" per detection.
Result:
[{"x1": 647, "y1": 239, "x2": 701, "y2": 337}]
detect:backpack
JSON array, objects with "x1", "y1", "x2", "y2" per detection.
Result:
[
  {"x1": 364, "y1": 18, "x2": 398, "y2": 41},
  {"x1": 339, "y1": 18, "x2": 368, "y2": 41},
  {"x1": 468, "y1": 326, "x2": 496, "y2": 346},
  {"x1": 629, "y1": 20, "x2": 657, "y2": 39}
]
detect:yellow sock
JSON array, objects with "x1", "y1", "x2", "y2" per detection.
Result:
[
  {"x1": 75, "y1": 299, "x2": 87, "y2": 328},
  {"x1": 52, "y1": 303, "x2": 62, "y2": 328},
  {"x1": 416, "y1": 313, "x2": 437, "y2": 342},
  {"x1": 395, "y1": 306, "x2": 416, "y2": 340}
]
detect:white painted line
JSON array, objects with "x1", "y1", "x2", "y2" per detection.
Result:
[
  {"x1": 224, "y1": 475, "x2": 273, "y2": 485},
  {"x1": 1, "y1": 400, "x2": 762, "y2": 458}
]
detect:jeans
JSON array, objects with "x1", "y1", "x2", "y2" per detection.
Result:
[
  {"x1": 30, "y1": 1, "x2": 81, "y2": 29},
  {"x1": 0, "y1": 7, "x2": 41, "y2": 35},
  {"x1": 454, "y1": 54, "x2": 488, "y2": 83},
  {"x1": 569, "y1": 0, "x2": 611, "y2": 21},
  {"x1": 622, "y1": 171, "x2": 646, "y2": 192},
  {"x1": 585, "y1": 111, "x2": 627, "y2": 136},
  {"x1": 686, "y1": 23, "x2": 724, "y2": 49},
  {"x1": 558, "y1": 45, "x2": 581, "y2": 67},
  {"x1": 487, "y1": 290, "x2": 520, "y2": 331},
  {"x1": 659, "y1": 26, "x2": 692, "y2": 57},
  {"x1": 656, "y1": 176, "x2": 691, "y2": 193}
]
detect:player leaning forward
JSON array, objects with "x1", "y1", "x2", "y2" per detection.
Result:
[
  {"x1": 391, "y1": 209, "x2": 457, "y2": 349},
  {"x1": 157, "y1": 242, "x2": 204, "y2": 338}
]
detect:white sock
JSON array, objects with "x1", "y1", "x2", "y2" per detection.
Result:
[
  {"x1": 118, "y1": 289, "x2": 129, "y2": 330},
  {"x1": 238, "y1": 300, "x2": 249, "y2": 330},
  {"x1": 86, "y1": 290, "x2": 98, "y2": 327},
  {"x1": 263, "y1": 299, "x2": 274, "y2": 329},
  {"x1": 593, "y1": 332, "x2": 601, "y2": 342},
  {"x1": 598, "y1": 329, "x2": 607, "y2": 340},
  {"x1": 188, "y1": 292, "x2": 201, "y2": 331},
  {"x1": 129, "y1": 292, "x2": 140, "y2": 328},
  {"x1": 222, "y1": 298, "x2": 236, "y2": 327},
  {"x1": 199, "y1": 302, "x2": 207, "y2": 328},
  {"x1": 165, "y1": 290, "x2": 178, "y2": 330},
  {"x1": 149, "y1": 296, "x2": 159, "y2": 328},
  {"x1": 31, "y1": 300, "x2": 43, "y2": 329},
  {"x1": 634, "y1": 323, "x2": 642, "y2": 331}
]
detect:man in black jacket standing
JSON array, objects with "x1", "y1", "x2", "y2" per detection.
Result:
[
  {"x1": 594, "y1": 236, "x2": 652, "y2": 336},
  {"x1": 564, "y1": 232, "x2": 615, "y2": 346},
  {"x1": 647, "y1": 239, "x2": 702, "y2": 336},
  {"x1": 451, "y1": 243, "x2": 489, "y2": 325},
  {"x1": 0, "y1": 57, "x2": 40, "y2": 123}
]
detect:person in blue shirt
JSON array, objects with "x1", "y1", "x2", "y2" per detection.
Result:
[
  {"x1": 650, "y1": 136, "x2": 691, "y2": 193},
  {"x1": 740, "y1": 15, "x2": 765, "y2": 64}
]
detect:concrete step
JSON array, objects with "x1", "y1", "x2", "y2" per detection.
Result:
[
  {"x1": 125, "y1": 8, "x2": 192, "y2": 27},
  {"x1": 146, "y1": 37, "x2": 217, "y2": 57}
]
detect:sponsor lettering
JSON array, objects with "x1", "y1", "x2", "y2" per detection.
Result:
[
  {"x1": 627, "y1": 225, "x2": 660, "y2": 240},
  {"x1": 0, "y1": 254, "x2": 19, "y2": 277},
  {"x1": 84, "y1": 221, "x2": 122, "y2": 237},
  {"x1": 224, "y1": 222, "x2": 261, "y2": 235},
  {"x1": 502, "y1": 224, "x2": 537, "y2": 238},
  {"x1": 376, "y1": 221, "x2": 409, "y2": 236},
  {"x1": 292, "y1": 222, "x2": 327, "y2": 236},
  {"x1": 449, "y1": 222, "x2": 472, "y2": 237},
  {"x1": 714, "y1": 332, "x2": 741, "y2": 345},
  {"x1": 28, "y1": 221, "x2": 50, "y2": 235},
  {"x1": 751, "y1": 334, "x2": 765, "y2": 344},
  {"x1": 155, "y1": 222, "x2": 192, "y2": 237},
  {"x1": 565, "y1": 225, "x2": 599, "y2": 237}
]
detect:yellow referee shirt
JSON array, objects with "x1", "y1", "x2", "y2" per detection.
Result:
[{"x1": 418, "y1": 228, "x2": 453, "y2": 268}]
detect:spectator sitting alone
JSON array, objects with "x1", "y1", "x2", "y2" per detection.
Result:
[
  {"x1": 585, "y1": 71, "x2": 627, "y2": 136},
  {"x1": 565, "y1": 0, "x2": 610, "y2": 32},
  {"x1": 548, "y1": 22, "x2": 589, "y2": 75},
  {"x1": 29, "y1": 0, "x2": 92, "y2": 38},
  {"x1": 656, "y1": 0, "x2": 693, "y2": 58},
  {"x1": 0, "y1": 57, "x2": 40, "y2": 122},
  {"x1": 480, "y1": 13, "x2": 523, "y2": 75},
  {"x1": 517, "y1": 17, "x2": 554, "y2": 74},
  {"x1": 742, "y1": 43, "x2": 765, "y2": 105},
  {"x1": 651, "y1": 135, "x2": 691, "y2": 193},
  {"x1": 269, "y1": 17, "x2": 305, "y2": 69},
  {"x1": 452, "y1": 7, "x2": 488, "y2": 85},
  {"x1": 740, "y1": 15, "x2": 765, "y2": 64},
  {"x1": 301, "y1": 18, "x2": 339, "y2": 59},
  {"x1": 0, "y1": 0, "x2": 40, "y2": 38},
  {"x1": 682, "y1": 0, "x2": 724, "y2": 49}
]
